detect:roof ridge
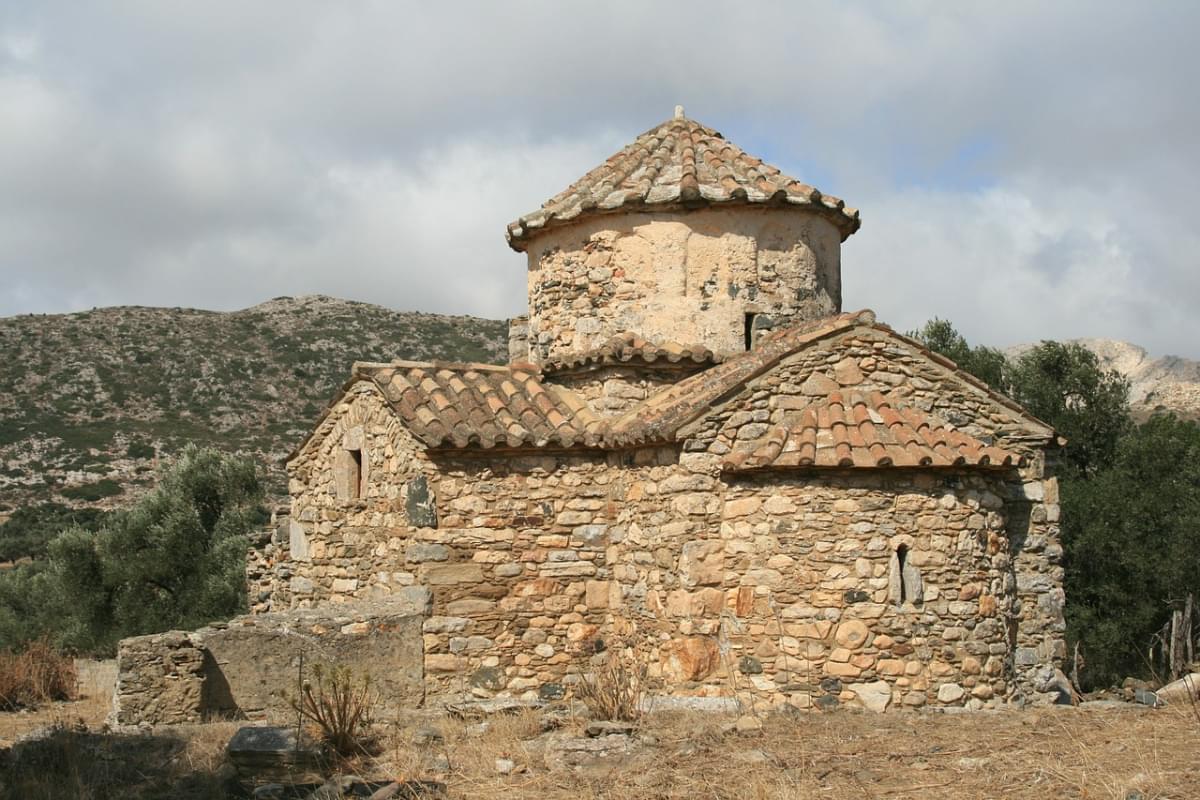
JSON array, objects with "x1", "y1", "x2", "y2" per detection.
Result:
[
  {"x1": 540, "y1": 331, "x2": 721, "y2": 374},
  {"x1": 507, "y1": 114, "x2": 860, "y2": 251},
  {"x1": 605, "y1": 310, "x2": 874, "y2": 446},
  {"x1": 354, "y1": 359, "x2": 513, "y2": 375}
]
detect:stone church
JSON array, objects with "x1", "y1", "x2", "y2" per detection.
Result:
[{"x1": 121, "y1": 109, "x2": 1067, "y2": 720}]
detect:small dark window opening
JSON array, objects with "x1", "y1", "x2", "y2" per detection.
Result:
[
  {"x1": 348, "y1": 449, "x2": 363, "y2": 499},
  {"x1": 744, "y1": 313, "x2": 755, "y2": 350},
  {"x1": 896, "y1": 544, "x2": 909, "y2": 604}
]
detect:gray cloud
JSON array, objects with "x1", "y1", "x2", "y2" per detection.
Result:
[{"x1": 1, "y1": 1, "x2": 1197, "y2": 357}]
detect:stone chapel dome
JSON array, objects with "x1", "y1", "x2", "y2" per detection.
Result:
[{"x1": 507, "y1": 108, "x2": 862, "y2": 365}]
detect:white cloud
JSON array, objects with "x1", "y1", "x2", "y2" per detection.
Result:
[{"x1": 0, "y1": 1, "x2": 1197, "y2": 357}]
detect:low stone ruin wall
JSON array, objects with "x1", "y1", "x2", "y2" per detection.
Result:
[{"x1": 114, "y1": 590, "x2": 428, "y2": 725}]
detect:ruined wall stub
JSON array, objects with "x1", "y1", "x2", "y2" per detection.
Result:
[
  {"x1": 114, "y1": 594, "x2": 428, "y2": 726},
  {"x1": 523, "y1": 207, "x2": 842, "y2": 364}
]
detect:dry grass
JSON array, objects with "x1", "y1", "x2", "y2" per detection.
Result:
[
  {"x1": 0, "y1": 639, "x2": 77, "y2": 711},
  {"x1": 0, "y1": 659, "x2": 111, "y2": 746},
  {"x1": 423, "y1": 704, "x2": 1199, "y2": 800},
  {"x1": 2, "y1": 664, "x2": 1198, "y2": 799}
]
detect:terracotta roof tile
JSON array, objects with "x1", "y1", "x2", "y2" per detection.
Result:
[
  {"x1": 506, "y1": 112, "x2": 861, "y2": 251},
  {"x1": 605, "y1": 310, "x2": 876, "y2": 446},
  {"x1": 540, "y1": 332, "x2": 720, "y2": 374},
  {"x1": 724, "y1": 390, "x2": 1024, "y2": 471},
  {"x1": 357, "y1": 360, "x2": 604, "y2": 450},
  {"x1": 288, "y1": 311, "x2": 1057, "y2": 462}
]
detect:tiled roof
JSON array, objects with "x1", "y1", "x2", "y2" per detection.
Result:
[
  {"x1": 723, "y1": 390, "x2": 1024, "y2": 471},
  {"x1": 506, "y1": 111, "x2": 861, "y2": 251},
  {"x1": 605, "y1": 311, "x2": 875, "y2": 446},
  {"x1": 290, "y1": 310, "x2": 1056, "y2": 462},
  {"x1": 541, "y1": 332, "x2": 719, "y2": 374},
  {"x1": 605, "y1": 309, "x2": 1057, "y2": 449},
  {"x1": 358, "y1": 361, "x2": 603, "y2": 449}
]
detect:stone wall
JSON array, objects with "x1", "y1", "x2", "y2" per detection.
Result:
[
  {"x1": 680, "y1": 325, "x2": 1066, "y2": 696},
  {"x1": 284, "y1": 381, "x2": 437, "y2": 606},
  {"x1": 257, "y1": 324, "x2": 1065, "y2": 716},
  {"x1": 276, "y1": 451, "x2": 1062, "y2": 712},
  {"x1": 523, "y1": 208, "x2": 842, "y2": 363},
  {"x1": 115, "y1": 593, "x2": 428, "y2": 725},
  {"x1": 547, "y1": 365, "x2": 707, "y2": 417}
]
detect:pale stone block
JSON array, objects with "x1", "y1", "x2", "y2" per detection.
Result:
[
  {"x1": 849, "y1": 680, "x2": 891, "y2": 712},
  {"x1": 824, "y1": 660, "x2": 862, "y2": 678},
  {"x1": 288, "y1": 520, "x2": 310, "y2": 562},
  {"x1": 680, "y1": 540, "x2": 724, "y2": 587},
  {"x1": 723, "y1": 497, "x2": 761, "y2": 518},
  {"x1": 937, "y1": 683, "x2": 965, "y2": 703},
  {"x1": 585, "y1": 580, "x2": 610, "y2": 609},
  {"x1": 426, "y1": 654, "x2": 463, "y2": 672},
  {"x1": 423, "y1": 564, "x2": 483, "y2": 584}
]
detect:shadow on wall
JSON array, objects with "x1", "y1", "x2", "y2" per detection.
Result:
[{"x1": 199, "y1": 650, "x2": 240, "y2": 719}]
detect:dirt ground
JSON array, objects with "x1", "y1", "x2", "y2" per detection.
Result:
[{"x1": 1, "y1": 665, "x2": 1197, "y2": 800}]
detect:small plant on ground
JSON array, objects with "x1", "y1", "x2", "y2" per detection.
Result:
[
  {"x1": 0, "y1": 637, "x2": 78, "y2": 710},
  {"x1": 574, "y1": 642, "x2": 646, "y2": 722},
  {"x1": 287, "y1": 663, "x2": 377, "y2": 757}
]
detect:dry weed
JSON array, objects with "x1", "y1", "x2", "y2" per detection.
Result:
[
  {"x1": 286, "y1": 663, "x2": 377, "y2": 757},
  {"x1": 574, "y1": 644, "x2": 646, "y2": 721},
  {"x1": 0, "y1": 638, "x2": 77, "y2": 711}
]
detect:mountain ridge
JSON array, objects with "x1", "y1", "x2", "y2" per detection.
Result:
[{"x1": 0, "y1": 295, "x2": 509, "y2": 513}]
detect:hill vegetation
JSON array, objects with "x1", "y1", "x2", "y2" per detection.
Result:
[
  {"x1": 0, "y1": 295, "x2": 508, "y2": 519},
  {"x1": 0, "y1": 447, "x2": 266, "y2": 655}
]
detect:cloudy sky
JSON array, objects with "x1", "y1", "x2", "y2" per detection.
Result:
[{"x1": 2, "y1": 2, "x2": 1197, "y2": 356}]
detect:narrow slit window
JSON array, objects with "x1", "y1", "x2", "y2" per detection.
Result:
[
  {"x1": 744, "y1": 313, "x2": 755, "y2": 350},
  {"x1": 348, "y1": 448, "x2": 363, "y2": 499},
  {"x1": 890, "y1": 543, "x2": 923, "y2": 607}
]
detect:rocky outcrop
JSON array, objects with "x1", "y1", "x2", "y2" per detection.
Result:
[{"x1": 1007, "y1": 338, "x2": 1200, "y2": 421}]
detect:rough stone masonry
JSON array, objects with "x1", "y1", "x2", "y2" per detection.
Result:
[{"x1": 116, "y1": 110, "x2": 1067, "y2": 723}]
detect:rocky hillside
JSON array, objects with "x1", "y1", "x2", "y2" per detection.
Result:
[
  {"x1": 0, "y1": 296, "x2": 508, "y2": 512},
  {"x1": 4, "y1": 297, "x2": 1196, "y2": 517},
  {"x1": 1007, "y1": 339, "x2": 1200, "y2": 421}
]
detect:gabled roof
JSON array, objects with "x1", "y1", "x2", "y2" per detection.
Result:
[
  {"x1": 722, "y1": 390, "x2": 1024, "y2": 471},
  {"x1": 605, "y1": 311, "x2": 875, "y2": 446},
  {"x1": 541, "y1": 332, "x2": 720, "y2": 374},
  {"x1": 506, "y1": 111, "x2": 861, "y2": 251},
  {"x1": 289, "y1": 310, "x2": 1056, "y2": 465},
  {"x1": 288, "y1": 361, "x2": 604, "y2": 460},
  {"x1": 604, "y1": 310, "x2": 1057, "y2": 448}
]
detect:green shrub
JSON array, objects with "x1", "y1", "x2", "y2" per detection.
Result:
[
  {"x1": 61, "y1": 479, "x2": 123, "y2": 502},
  {"x1": 126, "y1": 441, "x2": 156, "y2": 459},
  {"x1": 0, "y1": 503, "x2": 109, "y2": 562},
  {"x1": 1, "y1": 446, "x2": 267, "y2": 656}
]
